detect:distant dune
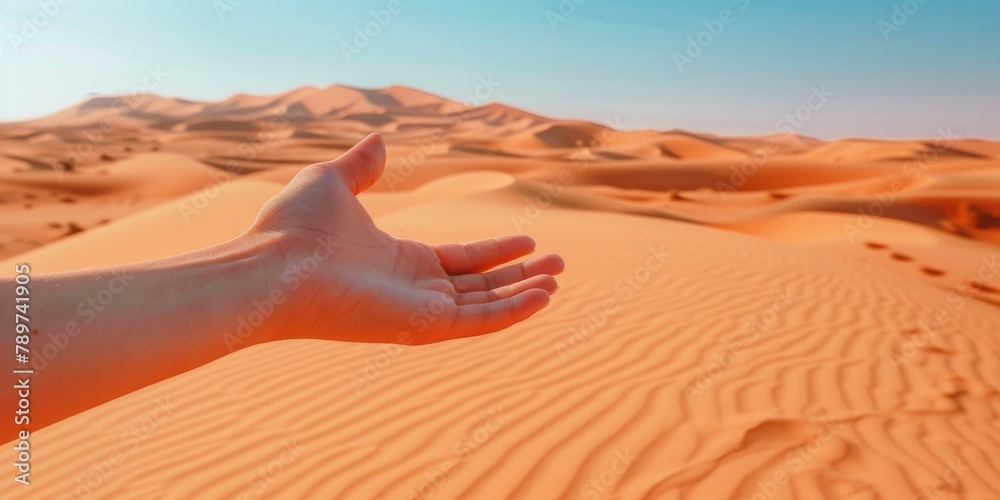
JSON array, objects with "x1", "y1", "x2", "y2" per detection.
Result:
[{"x1": 1, "y1": 85, "x2": 999, "y2": 498}]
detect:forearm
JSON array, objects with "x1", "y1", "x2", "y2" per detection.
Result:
[{"x1": 1, "y1": 230, "x2": 283, "y2": 440}]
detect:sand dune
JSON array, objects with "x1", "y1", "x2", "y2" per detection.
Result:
[
  {"x1": 1, "y1": 85, "x2": 999, "y2": 498},
  {"x1": 3, "y1": 186, "x2": 999, "y2": 499},
  {"x1": 0, "y1": 153, "x2": 223, "y2": 260}
]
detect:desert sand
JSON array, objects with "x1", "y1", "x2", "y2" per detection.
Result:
[{"x1": 1, "y1": 85, "x2": 999, "y2": 499}]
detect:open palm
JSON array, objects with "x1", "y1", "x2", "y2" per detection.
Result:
[{"x1": 252, "y1": 134, "x2": 564, "y2": 345}]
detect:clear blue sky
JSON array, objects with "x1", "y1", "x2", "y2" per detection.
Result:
[{"x1": 1, "y1": 0, "x2": 997, "y2": 138}]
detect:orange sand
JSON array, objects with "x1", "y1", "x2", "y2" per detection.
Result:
[{"x1": 1, "y1": 85, "x2": 999, "y2": 498}]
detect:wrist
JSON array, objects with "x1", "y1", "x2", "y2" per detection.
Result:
[
  {"x1": 253, "y1": 227, "x2": 351, "y2": 342},
  {"x1": 223, "y1": 228, "x2": 298, "y2": 349},
  {"x1": 150, "y1": 227, "x2": 291, "y2": 351},
  {"x1": 221, "y1": 225, "x2": 350, "y2": 347}
]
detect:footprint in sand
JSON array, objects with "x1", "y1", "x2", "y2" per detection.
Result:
[
  {"x1": 970, "y1": 282, "x2": 1000, "y2": 294},
  {"x1": 65, "y1": 222, "x2": 85, "y2": 236},
  {"x1": 920, "y1": 267, "x2": 946, "y2": 277},
  {"x1": 867, "y1": 244, "x2": 949, "y2": 280}
]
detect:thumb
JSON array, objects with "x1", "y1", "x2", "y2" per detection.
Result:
[{"x1": 322, "y1": 133, "x2": 386, "y2": 195}]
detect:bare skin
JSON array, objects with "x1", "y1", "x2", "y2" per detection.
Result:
[{"x1": 0, "y1": 134, "x2": 564, "y2": 440}]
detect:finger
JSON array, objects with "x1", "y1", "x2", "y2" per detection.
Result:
[
  {"x1": 433, "y1": 235, "x2": 536, "y2": 275},
  {"x1": 456, "y1": 274, "x2": 559, "y2": 305},
  {"x1": 312, "y1": 133, "x2": 385, "y2": 194},
  {"x1": 452, "y1": 254, "x2": 565, "y2": 293},
  {"x1": 450, "y1": 288, "x2": 551, "y2": 337}
]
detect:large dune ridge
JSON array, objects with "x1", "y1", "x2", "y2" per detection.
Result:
[{"x1": 1, "y1": 85, "x2": 999, "y2": 499}]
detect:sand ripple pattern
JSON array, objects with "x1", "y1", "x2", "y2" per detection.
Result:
[{"x1": 4, "y1": 199, "x2": 1000, "y2": 500}]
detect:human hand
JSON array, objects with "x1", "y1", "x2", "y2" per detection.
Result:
[{"x1": 250, "y1": 134, "x2": 565, "y2": 345}]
